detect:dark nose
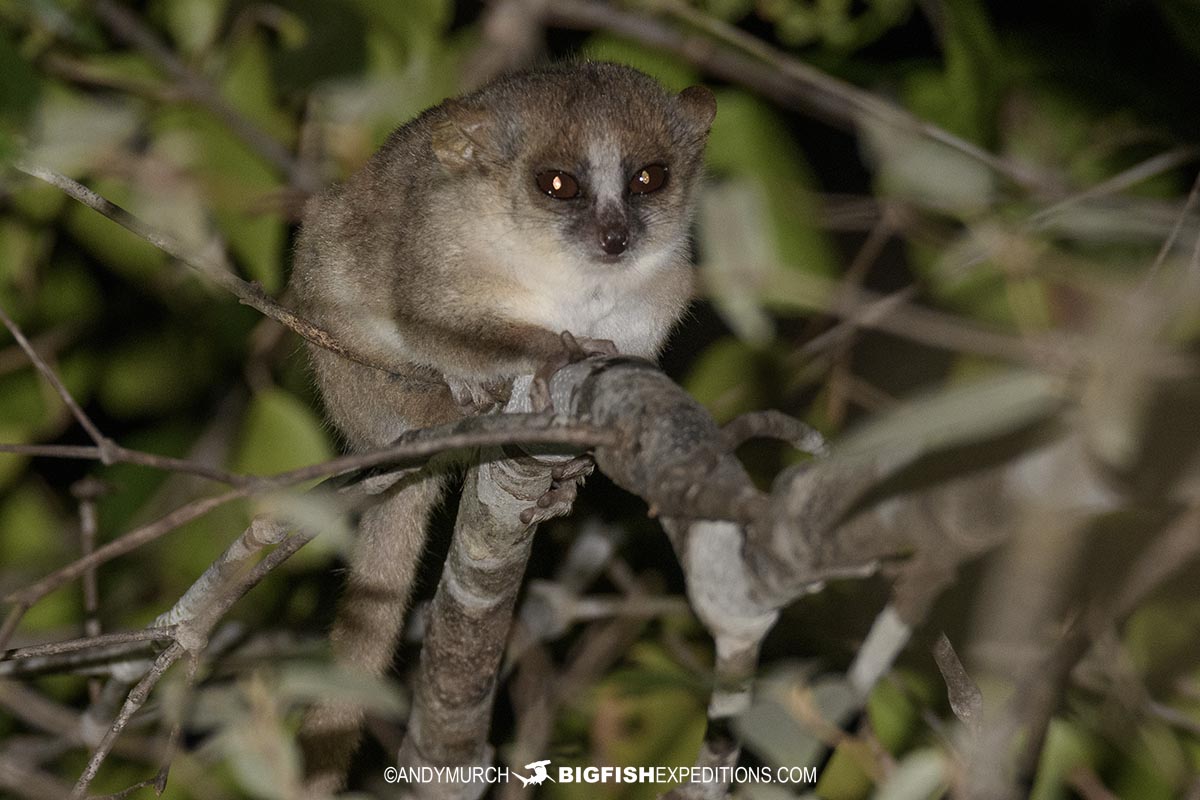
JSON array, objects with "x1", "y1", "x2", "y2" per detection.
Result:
[{"x1": 599, "y1": 226, "x2": 629, "y2": 256}]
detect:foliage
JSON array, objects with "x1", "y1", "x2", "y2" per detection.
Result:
[{"x1": 0, "y1": 0, "x2": 1198, "y2": 798}]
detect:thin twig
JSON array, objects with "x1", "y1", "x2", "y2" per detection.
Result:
[
  {"x1": 823, "y1": 213, "x2": 896, "y2": 425},
  {"x1": 0, "y1": 606, "x2": 29, "y2": 654},
  {"x1": 0, "y1": 433, "x2": 249, "y2": 485},
  {"x1": 152, "y1": 653, "x2": 200, "y2": 795},
  {"x1": 1030, "y1": 145, "x2": 1200, "y2": 227},
  {"x1": 0, "y1": 327, "x2": 74, "y2": 377},
  {"x1": 4, "y1": 490, "x2": 249, "y2": 612},
  {"x1": 90, "y1": 0, "x2": 317, "y2": 192},
  {"x1": 91, "y1": 777, "x2": 161, "y2": 800},
  {"x1": 667, "y1": 0, "x2": 1040, "y2": 186},
  {"x1": 1066, "y1": 765, "x2": 1120, "y2": 800},
  {"x1": 1, "y1": 628, "x2": 178, "y2": 663},
  {"x1": 74, "y1": 481, "x2": 105, "y2": 642},
  {"x1": 0, "y1": 751, "x2": 75, "y2": 800},
  {"x1": 72, "y1": 478, "x2": 108, "y2": 700},
  {"x1": 1003, "y1": 504, "x2": 1200, "y2": 789},
  {"x1": 14, "y1": 164, "x2": 397, "y2": 376},
  {"x1": 73, "y1": 526, "x2": 320, "y2": 793},
  {"x1": 797, "y1": 285, "x2": 919, "y2": 360},
  {"x1": 545, "y1": 0, "x2": 1040, "y2": 188},
  {"x1": 0, "y1": 414, "x2": 616, "y2": 651},
  {"x1": 0, "y1": 443, "x2": 106, "y2": 460},
  {"x1": 0, "y1": 302, "x2": 115, "y2": 461},
  {"x1": 0, "y1": 679, "x2": 166, "y2": 766},
  {"x1": 69, "y1": 642, "x2": 184, "y2": 799}
]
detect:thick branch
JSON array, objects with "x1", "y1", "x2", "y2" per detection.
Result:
[{"x1": 398, "y1": 455, "x2": 553, "y2": 799}]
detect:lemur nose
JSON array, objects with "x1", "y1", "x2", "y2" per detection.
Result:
[{"x1": 599, "y1": 227, "x2": 629, "y2": 255}]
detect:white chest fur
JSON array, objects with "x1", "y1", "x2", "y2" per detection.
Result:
[
  {"x1": 453, "y1": 203, "x2": 688, "y2": 359},
  {"x1": 502, "y1": 248, "x2": 678, "y2": 358}
]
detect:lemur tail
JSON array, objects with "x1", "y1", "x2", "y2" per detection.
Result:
[{"x1": 299, "y1": 472, "x2": 447, "y2": 794}]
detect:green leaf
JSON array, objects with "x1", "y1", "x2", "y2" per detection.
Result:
[
  {"x1": 697, "y1": 180, "x2": 777, "y2": 344},
  {"x1": 0, "y1": 30, "x2": 40, "y2": 167},
  {"x1": 0, "y1": 370, "x2": 52, "y2": 437},
  {"x1": 275, "y1": 663, "x2": 407, "y2": 717},
  {"x1": 738, "y1": 673, "x2": 859, "y2": 770},
  {"x1": 683, "y1": 336, "x2": 778, "y2": 423},
  {"x1": 1029, "y1": 719, "x2": 1102, "y2": 800},
  {"x1": 706, "y1": 91, "x2": 837, "y2": 280},
  {"x1": 582, "y1": 35, "x2": 700, "y2": 92},
  {"x1": 231, "y1": 388, "x2": 334, "y2": 476},
  {"x1": 0, "y1": 425, "x2": 28, "y2": 488},
  {"x1": 0, "y1": 218, "x2": 46, "y2": 292},
  {"x1": 916, "y1": 228, "x2": 1028, "y2": 327},
  {"x1": 814, "y1": 741, "x2": 875, "y2": 799},
  {"x1": 38, "y1": 259, "x2": 103, "y2": 326},
  {"x1": 350, "y1": 0, "x2": 453, "y2": 48},
  {"x1": 591, "y1": 681, "x2": 707, "y2": 796},
  {"x1": 867, "y1": 676, "x2": 918, "y2": 754},
  {"x1": 220, "y1": 32, "x2": 292, "y2": 143},
  {"x1": 7, "y1": 177, "x2": 67, "y2": 223},
  {"x1": 701, "y1": 0, "x2": 754, "y2": 22},
  {"x1": 1110, "y1": 720, "x2": 1187, "y2": 800},
  {"x1": 24, "y1": 87, "x2": 139, "y2": 177},
  {"x1": 834, "y1": 370, "x2": 1064, "y2": 461},
  {"x1": 223, "y1": 723, "x2": 303, "y2": 800},
  {"x1": 153, "y1": 108, "x2": 285, "y2": 291},
  {"x1": 159, "y1": 0, "x2": 228, "y2": 56},
  {"x1": 859, "y1": 114, "x2": 996, "y2": 218},
  {"x1": 98, "y1": 334, "x2": 201, "y2": 418},
  {"x1": 0, "y1": 481, "x2": 66, "y2": 568},
  {"x1": 268, "y1": 0, "x2": 369, "y2": 93},
  {"x1": 870, "y1": 749, "x2": 945, "y2": 800},
  {"x1": 63, "y1": 176, "x2": 168, "y2": 281},
  {"x1": 0, "y1": 350, "x2": 94, "y2": 438},
  {"x1": 777, "y1": 8, "x2": 820, "y2": 47},
  {"x1": 1124, "y1": 599, "x2": 1200, "y2": 677},
  {"x1": 899, "y1": 0, "x2": 1001, "y2": 144}
]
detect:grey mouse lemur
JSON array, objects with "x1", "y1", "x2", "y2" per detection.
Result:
[{"x1": 290, "y1": 61, "x2": 715, "y2": 788}]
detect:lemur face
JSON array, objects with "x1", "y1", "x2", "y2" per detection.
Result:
[{"x1": 438, "y1": 63, "x2": 715, "y2": 271}]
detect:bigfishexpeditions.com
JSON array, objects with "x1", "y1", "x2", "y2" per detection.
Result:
[
  {"x1": 384, "y1": 763, "x2": 819, "y2": 787},
  {"x1": 553, "y1": 765, "x2": 818, "y2": 785}
]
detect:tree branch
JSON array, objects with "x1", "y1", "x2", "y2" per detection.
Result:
[{"x1": 543, "y1": 0, "x2": 1041, "y2": 188}]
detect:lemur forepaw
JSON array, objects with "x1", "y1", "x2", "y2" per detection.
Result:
[
  {"x1": 519, "y1": 454, "x2": 593, "y2": 525},
  {"x1": 560, "y1": 331, "x2": 619, "y2": 360},
  {"x1": 447, "y1": 376, "x2": 512, "y2": 415},
  {"x1": 530, "y1": 332, "x2": 619, "y2": 413},
  {"x1": 520, "y1": 477, "x2": 581, "y2": 526},
  {"x1": 551, "y1": 453, "x2": 595, "y2": 482}
]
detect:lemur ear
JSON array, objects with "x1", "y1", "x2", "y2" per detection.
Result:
[
  {"x1": 676, "y1": 85, "x2": 717, "y2": 135},
  {"x1": 431, "y1": 100, "x2": 494, "y2": 171}
]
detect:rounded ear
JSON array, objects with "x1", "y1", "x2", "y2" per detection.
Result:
[
  {"x1": 431, "y1": 99, "x2": 494, "y2": 171},
  {"x1": 677, "y1": 85, "x2": 717, "y2": 133}
]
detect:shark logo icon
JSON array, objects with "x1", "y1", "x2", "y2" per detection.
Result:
[{"x1": 514, "y1": 759, "x2": 554, "y2": 787}]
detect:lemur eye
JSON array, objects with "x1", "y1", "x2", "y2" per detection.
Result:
[
  {"x1": 629, "y1": 164, "x2": 668, "y2": 194},
  {"x1": 536, "y1": 170, "x2": 580, "y2": 199}
]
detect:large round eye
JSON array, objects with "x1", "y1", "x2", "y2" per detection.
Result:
[
  {"x1": 629, "y1": 164, "x2": 668, "y2": 194},
  {"x1": 536, "y1": 170, "x2": 580, "y2": 199}
]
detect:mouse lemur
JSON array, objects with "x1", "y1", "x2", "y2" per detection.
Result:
[{"x1": 290, "y1": 61, "x2": 715, "y2": 789}]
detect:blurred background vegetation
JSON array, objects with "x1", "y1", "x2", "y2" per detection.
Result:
[{"x1": 1, "y1": 0, "x2": 1199, "y2": 798}]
